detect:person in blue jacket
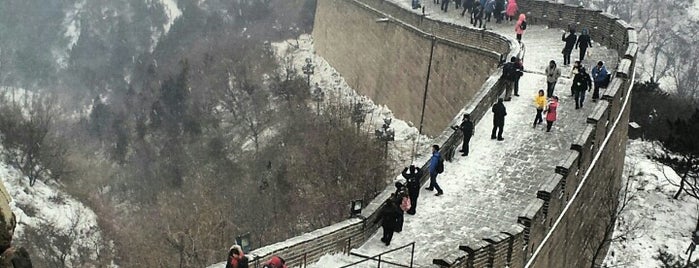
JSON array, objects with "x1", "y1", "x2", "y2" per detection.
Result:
[
  {"x1": 591, "y1": 61, "x2": 609, "y2": 102},
  {"x1": 425, "y1": 145, "x2": 444, "y2": 196}
]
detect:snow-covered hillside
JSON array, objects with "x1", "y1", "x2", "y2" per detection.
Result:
[
  {"x1": 604, "y1": 139, "x2": 699, "y2": 267},
  {"x1": 0, "y1": 149, "x2": 114, "y2": 267},
  {"x1": 271, "y1": 34, "x2": 433, "y2": 169}
]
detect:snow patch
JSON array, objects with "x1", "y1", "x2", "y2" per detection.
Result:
[
  {"x1": 604, "y1": 139, "x2": 699, "y2": 267},
  {"x1": 0, "y1": 158, "x2": 114, "y2": 266},
  {"x1": 160, "y1": 0, "x2": 182, "y2": 34}
]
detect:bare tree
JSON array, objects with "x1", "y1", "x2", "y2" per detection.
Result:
[
  {"x1": 221, "y1": 69, "x2": 272, "y2": 155},
  {"x1": 652, "y1": 109, "x2": 699, "y2": 200},
  {"x1": 19, "y1": 212, "x2": 110, "y2": 268}
]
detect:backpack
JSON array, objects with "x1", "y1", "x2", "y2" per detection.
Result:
[
  {"x1": 520, "y1": 21, "x2": 527, "y2": 30},
  {"x1": 436, "y1": 157, "x2": 444, "y2": 174}
]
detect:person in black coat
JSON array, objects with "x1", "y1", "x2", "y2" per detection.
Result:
[
  {"x1": 494, "y1": 0, "x2": 505, "y2": 23},
  {"x1": 461, "y1": 0, "x2": 474, "y2": 16},
  {"x1": 576, "y1": 28, "x2": 592, "y2": 61},
  {"x1": 374, "y1": 196, "x2": 401, "y2": 246},
  {"x1": 451, "y1": 114, "x2": 474, "y2": 156},
  {"x1": 561, "y1": 29, "x2": 577, "y2": 66},
  {"x1": 402, "y1": 165, "x2": 423, "y2": 215},
  {"x1": 491, "y1": 98, "x2": 507, "y2": 141},
  {"x1": 571, "y1": 66, "x2": 593, "y2": 109}
]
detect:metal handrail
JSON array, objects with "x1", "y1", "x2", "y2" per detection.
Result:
[{"x1": 339, "y1": 242, "x2": 415, "y2": 268}]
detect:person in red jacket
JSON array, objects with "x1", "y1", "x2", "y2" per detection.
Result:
[
  {"x1": 262, "y1": 256, "x2": 288, "y2": 268},
  {"x1": 544, "y1": 96, "x2": 559, "y2": 132},
  {"x1": 226, "y1": 245, "x2": 248, "y2": 268}
]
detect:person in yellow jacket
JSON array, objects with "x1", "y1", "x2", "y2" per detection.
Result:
[{"x1": 533, "y1": 89, "x2": 546, "y2": 127}]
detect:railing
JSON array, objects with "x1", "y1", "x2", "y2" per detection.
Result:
[{"x1": 340, "y1": 242, "x2": 416, "y2": 268}]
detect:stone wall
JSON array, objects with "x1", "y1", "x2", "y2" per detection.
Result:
[
  {"x1": 241, "y1": 1, "x2": 635, "y2": 267},
  {"x1": 313, "y1": 0, "x2": 513, "y2": 136}
]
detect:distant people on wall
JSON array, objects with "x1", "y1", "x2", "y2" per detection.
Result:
[
  {"x1": 570, "y1": 61, "x2": 581, "y2": 96},
  {"x1": 441, "y1": 0, "x2": 449, "y2": 12},
  {"x1": 544, "y1": 96, "x2": 559, "y2": 132},
  {"x1": 374, "y1": 194, "x2": 402, "y2": 246},
  {"x1": 513, "y1": 56, "x2": 524, "y2": 96},
  {"x1": 393, "y1": 183, "x2": 411, "y2": 232},
  {"x1": 501, "y1": 56, "x2": 518, "y2": 101},
  {"x1": 451, "y1": 114, "x2": 474, "y2": 156},
  {"x1": 461, "y1": 0, "x2": 474, "y2": 16},
  {"x1": 471, "y1": 1, "x2": 484, "y2": 29},
  {"x1": 533, "y1": 90, "x2": 546, "y2": 128},
  {"x1": 412, "y1": 0, "x2": 422, "y2": 9},
  {"x1": 402, "y1": 165, "x2": 423, "y2": 215},
  {"x1": 262, "y1": 256, "x2": 287, "y2": 268},
  {"x1": 515, "y1": 13, "x2": 527, "y2": 43},
  {"x1": 545, "y1": 60, "x2": 561, "y2": 98},
  {"x1": 495, "y1": 0, "x2": 505, "y2": 23},
  {"x1": 426, "y1": 145, "x2": 444, "y2": 196},
  {"x1": 591, "y1": 61, "x2": 609, "y2": 102},
  {"x1": 484, "y1": 0, "x2": 495, "y2": 22},
  {"x1": 562, "y1": 29, "x2": 577, "y2": 66},
  {"x1": 576, "y1": 28, "x2": 592, "y2": 61},
  {"x1": 506, "y1": 0, "x2": 518, "y2": 22},
  {"x1": 226, "y1": 245, "x2": 249, "y2": 268},
  {"x1": 491, "y1": 98, "x2": 507, "y2": 141},
  {"x1": 572, "y1": 64, "x2": 593, "y2": 109}
]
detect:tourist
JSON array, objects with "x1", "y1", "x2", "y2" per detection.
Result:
[{"x1": 491, "y1": 98, "x2": 507, "y2": 141}]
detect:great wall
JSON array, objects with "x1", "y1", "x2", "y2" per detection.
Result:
[{"x1": 216, "y1": 0, "x2": 638, "y2": 267}]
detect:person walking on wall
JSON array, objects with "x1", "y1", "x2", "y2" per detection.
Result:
[
  {"x1": 562, "y1": 29, "x2": 577, "y2": 66},
  {"x1": 506, "y1": 0, "x2": 518, "y2": 22},
  {"x1": 491, "y1": 97, "x2": 507, "y2": 141},
  {"x1": 484, "y1": 0, "x2": 495, "y2": 22},
  {"x1": 576, "y1": 28, "x2": 592, "y2": 61},
  {"x1": 513, "y1": 56, "x2": 524, "y2": 96},
  {"x1": 441, "y1": 0, "x2": 449, "y2": 12},
  {"x1": 461, "y1": 0, "x2": 473, "y2": 16},
  {"x1": 495, "y1": 0, "x2": 505, "y2": 23},
  {"x1": 471, "y1": 1, "x2": 484, "y2": 29},
  {"x1": 501, "y1": 57, "x2": 518, "y2": 101},
  {"x1": 451, "y1": 114, "x2": 474, "y2": 156},
  {"x1": 545, "y1": 60, "x2": 561, "y2": 98},
  {"x1": 392, "y1": 184, "x2": 410, "y2": 233},
  {"x1": 402, "y1": 165, "x2": 423, "y2": 215},
  {"x1": 572, "y1": 65, "x2": 593, "y2": 109},
  {"x1": 533, "y1": 90, "x2": 546, "y2": 127},
  {"x1": 425, "y1": 145, "x2": 444, "y2": 196},
  {"x1": 544, "y1": 96, "x2": 559, "y2": 132},
  {"x1": 514, "y1": 13, "x2": 527, "y2": 43},
  {"x1": 569, "y1": 61, "x2": 581, "y2": 96},
  {"x1": 226, "y1": 245, "x2": 249, "y2": 268},
  {"x1": 455, "y1": 0, "x2": 462, "y2": 9},
  {"x1": 374, "y1": 196, "x2": 401, "y2": 246},
  {"x1": 412, "y1": 0, "x2": 422, "y2": 9},
  {"x1": 262, "y1": 256, "x2": 287, "y2": 268},
  {"x1": 591, "y1": 61, "x2": 609, "y2": 102}
]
